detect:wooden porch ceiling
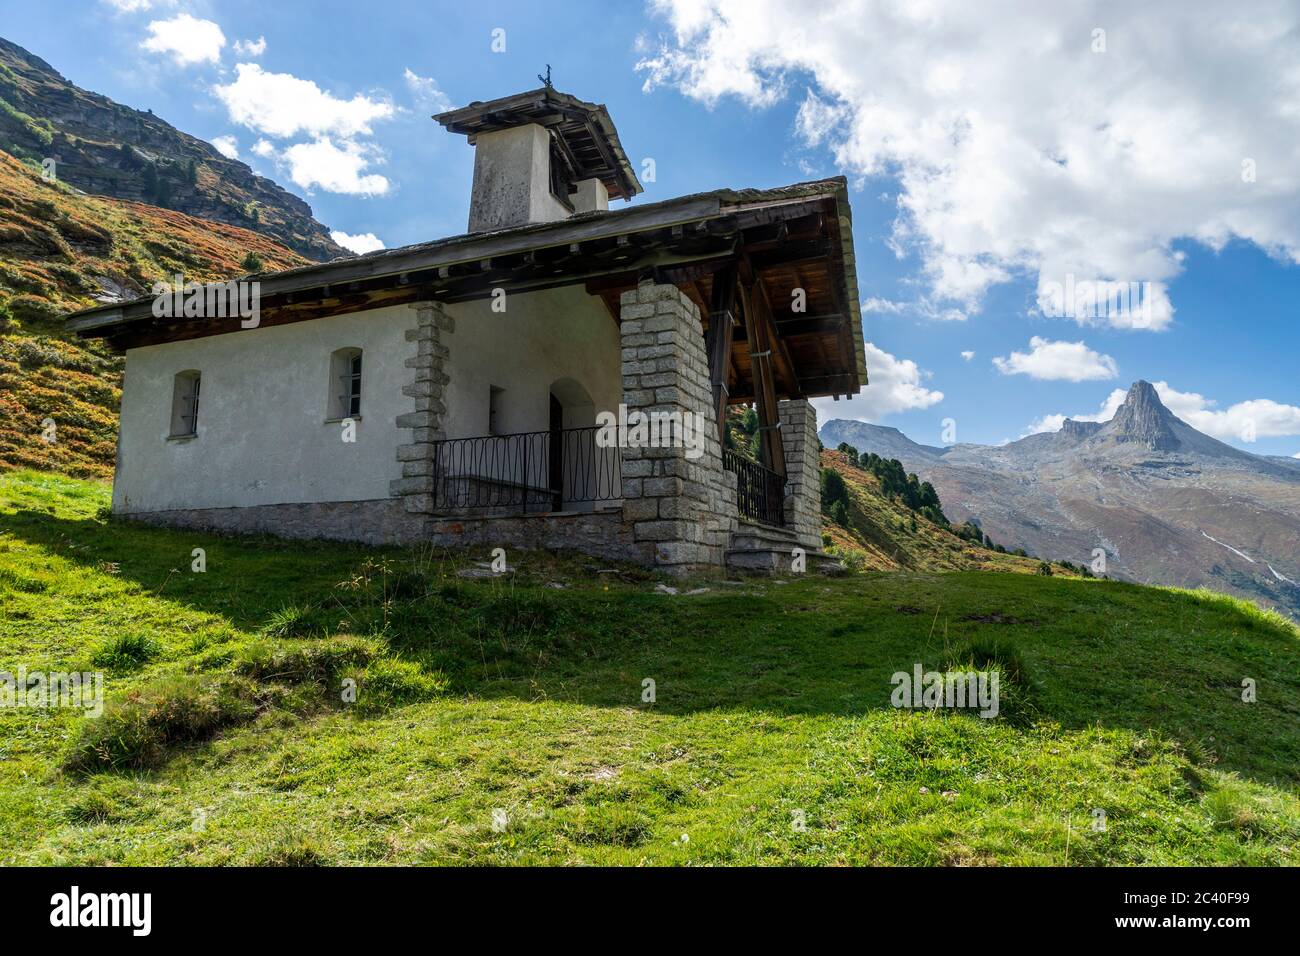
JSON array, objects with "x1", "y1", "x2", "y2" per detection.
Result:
[{"x1": 587, "y1": 206, "x2": 861, "y2": 402}]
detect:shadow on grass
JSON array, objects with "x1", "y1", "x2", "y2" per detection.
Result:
[
  {"x1": 6, "y1": 508, "x2": 1300, "y2": 788},
  {"x1": 3, "y1": 507, "x2": 398, "y2": 632}
]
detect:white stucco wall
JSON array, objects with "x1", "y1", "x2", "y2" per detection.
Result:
[
  {"x1": 444, "y1": 285, "x2": 621, "y2": 439},
  {"x1": 113, "y1": 305, "x2": 416, "y2": 513},
  {"x1": 112, "y1": 287, "x2": 622, "y2": 516},
  {"x1": 467, "y1": 124, "x2": 572, "y2": 232}
]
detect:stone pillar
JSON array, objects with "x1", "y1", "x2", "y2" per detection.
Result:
[
  {"x1": 619, "y1": 280, "x2": 737, "y2": 574},
  {"x1": 778, "y1": 399, "x2": 822, "y2": 551},
  {"x1": 390, "y1": 301, "x2": 453, "y2": 514}
]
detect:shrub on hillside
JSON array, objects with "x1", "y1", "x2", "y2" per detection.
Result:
[
  {"x1": 724, "y1": 405, "x2": 761, "y2": 460},
  {"x1": 90, "y1": 631, "x2": 161, "y2": 669},
  {"x1": 943, "y1": 636, "x2": 1041, "y2": 725},
  {"x1": 821, "y1": 468, "x2": 849, "y2": 513},
  {"x1": 830, "y1": 499, "x2": 849, "y2": 528},
  {"x1": 352, "y1": 658, "x2": 447, "y2": 714},
  {"x1": 7, "y1": 292, "x2": 61, "y2": 325},
  {"x1": 63, "y1": 674, "x2": 264, "y2": 773},
  {"x1": 259, "y1": 604, "x2": 316, "y2": 638},
  {"x1": 234, "y1": 635, "x2": 380, "y2": 685}
]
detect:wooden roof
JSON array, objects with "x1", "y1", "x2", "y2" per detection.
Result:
[
  {"x1": 65, "y1": 178, "x2": 868, "y2": 401},
  {"x1": 434, "y1": 88, "x2": 642, "y2": 202}
]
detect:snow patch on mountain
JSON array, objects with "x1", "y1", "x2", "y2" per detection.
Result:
[{"x1": 1201, "y1": 531, "x2": 1255, "y2": 564}]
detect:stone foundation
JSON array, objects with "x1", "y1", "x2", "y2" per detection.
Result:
[
  {"x1": 425, "y1": 507, "x2": 650, "y2": 565},
  {"x1": 119, "y1": 500, "x2": 656, "y2": 567},
  {"x1": 117, "y1": 498, "x2": 421, "y2": 546}
]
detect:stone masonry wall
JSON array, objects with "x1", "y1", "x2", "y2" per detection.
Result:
[
  {"x1": 778, "y1": 398, "x2": 822, "y2": 551},
  {"x1": 390, "y1": 301, "x2": 454, "y2": 517},
  {"x1": 427, "y1": 507, "x2": 650, "y2": 565},
  {"x1": 120, "y1": 498, "x2": 420, "y2": 546},
  {"x1": 618, "y1": 280, "x2": 737, "y2": 574}
]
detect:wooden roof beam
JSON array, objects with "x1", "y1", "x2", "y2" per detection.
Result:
[
  {"x1": 748, "y1": 238, "x2": 832, "y2": 270},
  {"x1": 738, "y1": 253, "x2": 800, "y2": 397},
  {"x1": 772, "y1": 313, "x2": 845, "y2": 337}
]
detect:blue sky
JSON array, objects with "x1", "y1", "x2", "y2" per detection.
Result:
[{"x1": 8, "y1": 0, "x2": 1299, "y2": 456}]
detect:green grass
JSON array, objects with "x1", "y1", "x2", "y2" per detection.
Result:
[{"x1": 2, "y1": 467, "x2": 1299, "y2": 865}]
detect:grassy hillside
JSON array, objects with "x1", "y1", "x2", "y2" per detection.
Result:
[
  {"x1": 818, "y1": 448, "x2": 1064, "y2": 574},
  {"x1": 0, "y1": 36, "x2": 344, "y2": 261},
  {"x1": 2, "y1": 469, "x2": 1298, "y2": 865},
  {"x1": 0, "y1": 149, "x2": 307, "y2": 478},
  {"x1": 724, "y1": 408, "x2": 1050, "y2": 575}
]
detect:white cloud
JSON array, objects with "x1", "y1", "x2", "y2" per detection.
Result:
[
  {"x1": 251, "y1": 139, "x2": 276, "y2": 158},
  {"x1": 403, "y1": 68, "x2": 453, "y2": 112},
  {"x1": 640, "y1": 1, "x2": 1300, "y2": 328},
  {"x1": 993, "y1": 336, "x2": 1118, "y2": 382},
  {"x1": 331, "y1": 230, "x2": 386, "y2": 255},
  {"x1": 1293, "y1": 452, "x2": 1300, "y2": 459},
  {"x1": 1023, "y1": 388, "x2": 1126, "y2": 436},
  {"x1": 233, "y1": 36, "x2": 267, "y2": 57},
  {"x1": 213, "y1": 63, "x2": 394, "y2": 139},
  {"x1": 811, "y1": 341, "x2": 943, "y2": 422},
  {"x1": 1024, "y1": 414, "x2": 1067, "y2": 435},
  {"x1": 1152, "y1": 382, "x2": 1300, "y2": 443},
  {"x1": 210, "y1": 135, "x2": 239, "y2": 159},
  {"x1": 140, "y1": 14, "x2": 225, "y2": 66},
  {"x1": 960, "y1": 350, "x2": 975, "y2": 361},
  {"x1": 102, "y1": 0, "x2": 175, "y2": 12},
  {"x1": 280, "y1": 138, "x2": 390, "y2": 196},
  {"x1": 860, "y1": 296, "x2": 966, "y2": 322},
  {"x1": 861, "y1": 296, "x2": 904, "y2": 314},
  {"x1": 1034, "y1": 277, "x2": 1175, "y2": 331}
]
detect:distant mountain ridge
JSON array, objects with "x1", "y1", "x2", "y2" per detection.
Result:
[
  {"x1": 819, "y1": 420, "x2": 947, "y2": 464},
  {"x1": 821, "y1": 381, "x2": 1300, "y2": 618},
  {"x1": 0, "y1": 36, "x2": 344, "y2": 262}
]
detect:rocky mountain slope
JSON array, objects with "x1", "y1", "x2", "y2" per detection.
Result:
[
  {"x1": 0, "y1": 149, "x2": 307, "y2": 477},
  {"x1": 822, "y1": 381, "x2": 1300, "y2": 618},
  {"x1": 0, "y1": 36, "x2": 343, "y2": 262}
]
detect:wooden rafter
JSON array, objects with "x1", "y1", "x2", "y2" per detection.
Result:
[
  {"x1": 705, "y1": 263, "x2": 738, "y2": 443},
  {"x1": 739, "y1": 277, "x2": 786, "y2": 476}
]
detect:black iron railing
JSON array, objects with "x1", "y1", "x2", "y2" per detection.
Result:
[
  {"x1": 724, "y1": 448, "x2": 786, "y2": 527},
  {"x1": 430, "y1": 426, "x2": 621, "y2": 514}
]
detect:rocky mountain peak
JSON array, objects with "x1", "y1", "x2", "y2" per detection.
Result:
[
  {"x1": 1060, "y1": 418, "x2": 1103, "y2": 440},
  {"x1": 1101, "y1": 380, "x2": 1181, "y2": 450}
]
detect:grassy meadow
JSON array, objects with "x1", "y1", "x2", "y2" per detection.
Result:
[{"x1": 1, "y1": 468, "x2": 1298, "y2": 865}]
